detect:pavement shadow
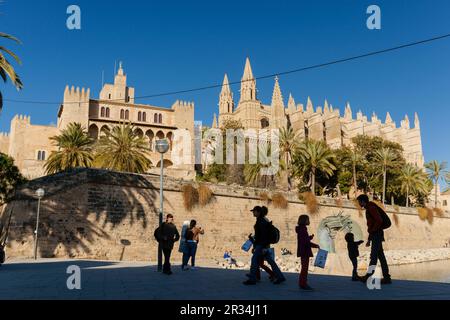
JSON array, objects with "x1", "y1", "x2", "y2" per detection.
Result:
[{"x1": 0, "y1": 260, "x2": 449, "y2": 300}]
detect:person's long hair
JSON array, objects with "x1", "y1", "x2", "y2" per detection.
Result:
[{"x1": 189, "y1": 220, "x2": 197, "y2": 229}]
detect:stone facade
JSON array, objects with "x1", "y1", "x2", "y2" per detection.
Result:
[
  {"x1": 0, "y1": 63, "x2": 195, "y2": 179},
  {"x1": 215, "y1": 58, "x2": 424, "y2": 167},
  {"x1": 1, "y1": 169, "x2": 449, "y2": 264}
]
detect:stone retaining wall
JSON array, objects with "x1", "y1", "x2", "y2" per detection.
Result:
[{"x1": 1, "y1": 168, "x2": 450, "y2": 265}]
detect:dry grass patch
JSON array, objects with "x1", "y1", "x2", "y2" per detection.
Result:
[
  {"x1": 182, "y1": 184, "x2": 199, "y2": 211},
  {"x1": 302, "y1": 192, "x2": 319, "y2": 214},
  {"x1": 272, "y1": 193, "x2": 288, "y2": 209},
  {"x1": 433, "y1": 207, "x2": 444, "y2": 217},
  {"x1": 259, "y1": 192, "x2": 271, "y2": 203},
  {"x1": 417, "y1": 207, "x2": 428, "y2": 221},
  {"x1": 198, "y1": 183, "x2": 213, "y2": 207},
  {"x1": 426, "y1": 207, "x2": 434, "y2": 225}
]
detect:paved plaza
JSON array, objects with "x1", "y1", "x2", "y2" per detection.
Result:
[{"x1": 0, "y1": 259, "x2": 449, "y2": 300}]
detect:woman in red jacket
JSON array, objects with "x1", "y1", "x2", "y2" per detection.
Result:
[{"x1": 296, "y1": 215, "x2": 320, "y2": 290}]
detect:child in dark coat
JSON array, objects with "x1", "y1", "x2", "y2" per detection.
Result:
[
  {"x1": 296, "y1": 215, "x2": 320, "y2": 290},
  {"x1": 345, "y1": 232, "x2": 364, "y2": 281}
]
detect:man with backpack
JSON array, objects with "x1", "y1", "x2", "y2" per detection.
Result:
[
  {"x1": 357, "y1": 194, "x2": 392, "y2": 284},
  {"x1": 243, "y1": 206, "x2": 285, "y2": 285}
]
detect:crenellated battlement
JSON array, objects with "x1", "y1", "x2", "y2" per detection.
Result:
[
  {"x1": 172, "y1": 100, "x2": 195, "y2": 110},
  {"x1": 12, "y1": 114, "x2": 31, "y2": 124},
  {"x1": 64, "y1": 85, "x2": 90, "y2": 103}
]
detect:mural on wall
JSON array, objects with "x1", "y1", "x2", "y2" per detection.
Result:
[{"x1": 317, "y1": 211, "x2": 363, "y2": 253}]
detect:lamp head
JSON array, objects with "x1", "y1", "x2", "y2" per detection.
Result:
[
  {"x1": 155, "y1": 138, "x2": 170, "y2": 154},
  {"x1": 36, "y1": 188, "x2": 45, "y2": 198}
]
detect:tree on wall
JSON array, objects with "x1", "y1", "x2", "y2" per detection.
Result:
[
  {"x1": 94, "y1": 123, "x2": 152, "y2": 173},
  {"x1": 45, "y1": 123, "x2": 94, "y2": 174},
  {"x1": 0, "y1": 153, "x2": 26, "y2": 205},
  {"x1": 0, "y1": 32, "x2": 23, "y2": 115}
]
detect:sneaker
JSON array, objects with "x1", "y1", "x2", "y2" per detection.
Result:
[
  {"x1": 273, "y1": 278, "x2": 286, "y2": 285},
  {"x1": 359, "y1": 274, "x2": 370, "y2": 283},
  {"x1": 300, "y1": 285, "x2": 314, "y2": 291},
  {"x1": 381, "y1": 277, "x2": 392, "y2": 284},
  {"x1": 243, "y1": 280, "x2": 257, "y2": 285},
  {"x1": 190, "y1": 266, "x2": 197, "y2": 271},
  {"x1": 182, "y1": 266, "x2": 190, "y2": 271}
]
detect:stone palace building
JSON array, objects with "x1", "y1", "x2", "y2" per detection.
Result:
[
  {"x1": 0, "y1": 63, "x2": 195, "y2": 178},
  {"x1": 213, "y1": 58, "x2": 424, "y2": 168}
]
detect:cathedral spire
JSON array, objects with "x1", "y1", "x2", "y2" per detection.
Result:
[
  {"x1": 240, "y1": 57, "x2": 257, "y2": 102},
  {"x1": 288, "y1": 93, "x2": 296, "y2": 113},
  {"x1": 344, "y1": 102, "x2": 352, "y2": 120},
  {"x1": 385, "y1": 112, "x2": 393, "y2": 124},
  {"x1": 219, "y1": 73, "x2": 234, "y2": 114},
  {"x1": 212, "y1": 113, "x2": 218, "y2": 128},
  {"x1": 242, "y1": 57, "x2": 254, "y2": 80},
  {"x1": 306, "y1": 97, "x2": 314, "y2": 114},
  {"x1": 323, "y1": 100, "x2": 330, "y2": 114},
  {"x1": 414, "y1": 112, "x2": 420, "y2": 129},
  {"x1": 271, "y1": 76, "x2": 284, "y2": 108}
]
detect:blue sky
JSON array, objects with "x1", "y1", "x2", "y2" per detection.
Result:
[{"x1": 1, "y1": 0, "x2": 450, "y2": 174}]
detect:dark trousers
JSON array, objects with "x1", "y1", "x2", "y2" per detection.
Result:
[
  {"x1": 368, "y1": 231, "x2": 390, "y2": 279},
  {"x1": 350, "y1": 256, "x2": 358, "y2": 278},
  {"x1": 182, "y1": 242, "x2": 198, "y2": 267},
  {"x1": 162, "y1": 247, "x2": 172, "y2": 273},
  {"x1": 256, "y1": 257, "x2": 275, "y2": 280},
  {"x1": 299, "y1": 257, "x2": 309, "y2": 287},
  {"x1": 248, "y1": 245, "x2": 284, "y2": 282}
]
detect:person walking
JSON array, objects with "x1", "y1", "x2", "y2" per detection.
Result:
[
  {"x1": 296, "y1": 214, "x2": 320, "y2": 290},
  {"x1": 182, "y1": 219, "x2": 204, "y2": 270},
  {"x1": 243, "y1": 206, "x2": 285, "y2": 285},
  {"x1": 255, "y1": 206, "x2": 275, "y2": 282},
  {"x1": 356, "y1": 194, "x2": 392, "y2": 284},
  {"x1": 154, "y1": 214, "x2": 180, "y2": 275}
]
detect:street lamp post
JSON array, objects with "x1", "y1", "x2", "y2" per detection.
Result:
[
  {"x1": 34, "y1": 188, "x2": 45, "y2": 260},
  {"x1": 155, "y1": 138, "x2": 170, "y2": 272}
]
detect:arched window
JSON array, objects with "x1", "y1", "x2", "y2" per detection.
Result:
[
  {"x1": 37, "y1": 150, "x2": 46, "y2": 161},
  {"x1": 154, "y1": 113, "x2": 158, "y2": 123},
  {"x1": 138, "y1": 111, "x2": 142, "y2": 122},
  {"x1": 105, "y1": 108, "x2": 110, "y2": 118},
  {"x1": 101, "y1": 107, "x2": 105, "y2": 117},
  {"x1": 142, "y1": 112, "x2": 146, "y2": 122},
  {"x1": 159, "y1": 114, "x2": 162, "y2": 123},
  {"x1": 146, "y1": 130, "x2": 154, "y2": 151},
  {"x1": 167, "y1": 132, "x2": 173, "y2": 151},
  {"x1": 261, "y1": 118, "x2": 269, "y2": 129},
  {"x1": 125, "y1": 110, "x2": 129, "y2": 120},
  {"x1": 120, "y1": 109, "x2": 125, "y2": 119},
  {"x1": 88, "y1": 124, "x2": 99, "y2": 140}
]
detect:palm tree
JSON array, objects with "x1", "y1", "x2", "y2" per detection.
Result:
[
  {"x1": 292, "y1": 139, "x2": 336, "y2": 195},
  {"x1": 374, "y1": 147, "x2": 398, "y2": 204},
  {"x1": 0, "y1": 32, "x2": 23, "y2": 113},
  {"x1": 400, "y1": 164, "x2": 428, "y2": 207},
  {"x1": 94, "y1": 123, "x2": 152, "y2": 173},
  {"x1": 278, "y1": 126, "x2": 298, "y2": 189},
  {"x1": 243, "y1": 142, "x2": 284, "y2": 188},
  {"x1": 45, "y1": 123, "x2": 94, "y2": 174},
  {"x1": 343, "y1": 147, "x2": 365, "y2": 198},
  {"x1": 425, "y1": 160, "x2": 448, "y2": 207}
]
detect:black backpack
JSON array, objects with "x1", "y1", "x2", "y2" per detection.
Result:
[
  {"x1": 268, "y1": 222, "x2": 280, "y2": 244},
  {"x1": 376, "y1": 204, "x2": 392, "y2": 230},
  {"x1": 0, "y1": 246, "x2": 5, "y2": 264}
]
